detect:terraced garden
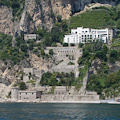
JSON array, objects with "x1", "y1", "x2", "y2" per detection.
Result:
[{"x1": 69, "y1": 8, "x2": 116, "y2": 29}]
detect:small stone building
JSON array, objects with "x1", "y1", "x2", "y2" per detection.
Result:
[
  {"x1": 54, "y1": 86, "x2": 67, "y2": 95},
  {"x1": 24, "y1": 34, "x2": 37, "y2": 41},
  {"x1": 11, "y1": 87, "x2": 41, "y2": 101},
  {"x1": 18, "y1": 91, "x2": 41, "y2": 101}
]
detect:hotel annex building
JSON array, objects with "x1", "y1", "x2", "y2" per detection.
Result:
[{"x1": 64, "y1": 27, "x2": 113, "y2": 44}]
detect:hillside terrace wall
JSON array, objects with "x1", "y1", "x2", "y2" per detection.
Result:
[
  {"x1": 51, "y1": 66, "x2": 77, "y2": 73},
  {"x1": 45, "y1": 46, "x2": 82, "y2": 57}
]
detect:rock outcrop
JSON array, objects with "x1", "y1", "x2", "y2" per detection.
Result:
[
  {"x1": 0, "y1": 6, "x2": 13, "y2": 35},
  {"x1": 71, "y1": 0, "x2": 117, "y2": 13},
  {"x1": 28, "y1": 52, "x2": 53, "y2": 72}
]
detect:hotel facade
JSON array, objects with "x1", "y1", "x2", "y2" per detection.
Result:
[{"x1": 64, "y1": 27, "x2": 113, "y2": 44}]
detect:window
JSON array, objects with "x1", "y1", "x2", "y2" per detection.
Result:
[
  {"x1": 90, "y1": 35, "x2": 92, "y2": 39},
  {"x1": 68, "y1": 38, "x2": 69, "y2": 43},
  {"x1": 88, "y1": 35, "x2": 89, "y2": 39}
]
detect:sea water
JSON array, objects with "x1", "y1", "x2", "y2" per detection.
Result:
[{"x1": 0, "y1": 103, "x2": 120, "y2": 120}]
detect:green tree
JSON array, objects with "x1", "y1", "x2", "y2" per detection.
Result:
[
  {"x1": 49, "y1": 49, "x2": 54, "y2": 55},
  {"x1": 103, "y1": 44, "x2": 108, "y2": 54},
  {"x1": 70, "y1": 43, "x2": 75, "y2": 46},
  {"x1": 44, "y1": 34, "x2": 52, "y2": 46},
  {"x1": 57, "y1": 15, "x2": 62, "y2": 22},
  {"x1": 51, "y1": 26, "x2": 61, "y2": 43},
  {"x1": 19, "y1": 82, "x2": 26, "y2": 90},
  {"x1": 41, "y1": 49, "x2": 45, "y2": 56},
  {"x1": 110, "y1": 50, "x2": 118, "y2": 59},
  {"x1": 82, "y1": 51, "x2": 89, "y2": 58},
  {"x1": 37, "y1": 27, "x2": 46, "y2": 38},
  {"x1": 79, "y1": 43, "x2": 84, "y2": 48},
  {"x1": 61, "y1": 20, "x2": 68, "y2": 32},
  {"x1": 63, "y1": 43, "x2": 68, "y2": 47},
  {"x1": 20, "y1": 44, "x2": 28, "y2": 53},
  {"x1": 117, "y1": 19, "x2": 120, "y2": 29},
  {"x1": 96, "y1": 50, "x2": 107, "y2": 61}
]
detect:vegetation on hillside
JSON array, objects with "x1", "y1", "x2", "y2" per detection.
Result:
[
  {"x1": 0, "y1": 33, "x2": 28, "y2": 64},
  {"x1": 40, "y1": 65, "x2": 88, "y2": 89},
  {"x1": 77, "y1": 39, "x2": 120, "y2": 99},
  {"x1": 40, "y1": 72, "x2": 76, "y2": 86},
  {"x1": 87, "y1": 69, "x2": 120, "y2": 99},
  {"x1": 77, "y1": 40, "x2": 108, "y2": 66},
  {"x1": 36, "y1": 19, "x2": 68, "y2": 47}
]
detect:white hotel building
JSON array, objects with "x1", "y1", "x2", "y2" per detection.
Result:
[{"x1": 64, "y1": 27, "x2": 113, "y2": 44}]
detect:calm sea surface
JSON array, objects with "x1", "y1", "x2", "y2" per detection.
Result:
[{"x1": 0, "y1": 103, "x2": 120, "y2": 120}]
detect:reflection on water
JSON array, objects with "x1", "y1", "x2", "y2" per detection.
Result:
[{"x1": 0, "y1": 103, "x2": 120, "y2": 120}]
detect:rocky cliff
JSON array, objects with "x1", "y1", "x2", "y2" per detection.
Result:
[
  {"x1": 0, "y1": 0, "x2": 119, "y2": 35},
  {"x1": 71, "y1": 0, "x2": 117, "y2": 13},
  {"x1": 0, "y1": 6, "x2": 13, "y2": 35}
]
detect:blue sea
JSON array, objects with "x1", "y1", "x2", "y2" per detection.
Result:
[{"x1": 0, "y1": 103, "x2": 120, "y2": 120}]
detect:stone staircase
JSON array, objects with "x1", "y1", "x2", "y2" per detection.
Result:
[{"x1": 79, "y1": 73, "x2": 88, "y2": 95}]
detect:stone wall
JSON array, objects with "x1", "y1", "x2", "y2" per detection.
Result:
[
  {"x1": 51, "y1": 66, "x2": 76, "y2": 73},
  {"x1": 41, "y1": 94, "x2": 100, "y2": 101},
  {"x1": 45, "y1": 46, "x2": 82, "y2": 57},
  {"x1": 11, "y1": 86, "x2": 100, "y2": 102}
]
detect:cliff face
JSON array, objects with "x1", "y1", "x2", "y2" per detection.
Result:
[
  {"x1": 20, "y1": 0, "x2": 72, "y2": 33},
  {"x1": 71, "y1": 0, "x2": 117, "y2": 13},
  {"x1": 0, "y1": 0, "x2": 118, "y2": 34},
  {"x1": 0, "y1": 6, "x2": 13, "y2": 35}
]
